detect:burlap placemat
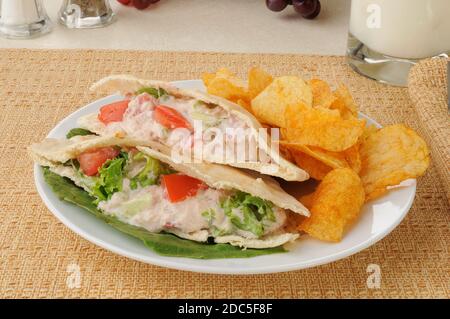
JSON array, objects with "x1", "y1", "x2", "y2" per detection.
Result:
[
  {"x1": 0, "y1": 49, "x2": 448, "y2": 298},
  {"x1": 408, "y1": 58, "x2": 450, "y2": 202}
]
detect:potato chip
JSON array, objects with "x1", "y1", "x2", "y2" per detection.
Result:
[
  {"x1": 281, "y1": 141, "x2": 349, "y2": 169},
  {"x1": 284, "y1": 211, "x2": 306, "y2": 233},
  {"x1": 284, "y1": 105, "x2": 365, "y2": 152},
  {"x1": 290, "y1": 147, "x2": 333, "y2": 180},
  {"x1": 247, "y1": 67, "x2": 273, "y2": 100},
  {"x1": 236, "y1": 98, "x2": 252, "y2": 112},
  {"x1": 206, "y1": 76, "x2": 247, "y2": 102},
  {"x1": 201, "y1": 72, "x2": 215, "y2": 87},
  {"x1": 298, "y1": 192, "x2": 315, "y2": 209},
  {"x1": 309, "y1": 79, "x2": 336, "y2": 109},
  {"x1": 343, "y1": 144, "x2": 361, "y2": 174},
  {"x1": 251, "y1": 76, "x2": 312, "y2": 127},
  {"x1": 202, "y1": 68, "x2": 248, "y2": 102},
  {"x1": 330, "y1": 84, "x2": 358, "y2": 119},
  {"x1": 361, "y1": 124, "x2": 379, "y2": 141},
  {"x1": 279, "y1": 143, "x2": 295, "y2": 164},
  {"x1": 216, "y1": 67, "x2": 236, "y2": 78},
  {"x1": 360, "y1": 124, "x2": 430, "y2": 201},
  {"x1": 299, "y1": 168, "x2": 365, "y2": 242}
]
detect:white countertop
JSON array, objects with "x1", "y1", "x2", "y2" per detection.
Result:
[{"x1": 0, "y1": 0, "x2": 351, "y2": 55}]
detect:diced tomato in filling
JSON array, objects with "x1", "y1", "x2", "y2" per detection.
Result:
[
  {"x1": 98, "y1": 100, "x2": 130, "y2": 124},
  {"x1": 137, "y1": 93, "x2": 153, "y2": 104},
  {"x1": 161, "y1": 174, "x2": 207, "y2": 203},
  {"x1": 154, "y1": 105, "x2": 192, "y2": 130},
  {"x1": 164, "y1": 222, "x2": 175, "y2": 229},
  {"x1": 127, "y1": 147, "x2": 138, "y2": 154},
  {"x1": 77, "y1": 147, "x2": 120, "y2": 176}
]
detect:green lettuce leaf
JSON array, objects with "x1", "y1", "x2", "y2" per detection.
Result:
[
  {"x1": 91, "y1": 157, "x2": 125, "y2": 201},
  {"x1": 66, "y1": 128, "x2": 95, "y2": 139},
  {"x1": 135, "y1": 87, "x2": 168, "y2": 99},
  {"x1": 129, "y1": 152, "x2": 173, "y2": 190},
  {"x1": 221, "y1": 191, "x2": 275, "y2": 237},
  {"x1": 43, "y1": 168, "x2": 285, "y2": 259}
]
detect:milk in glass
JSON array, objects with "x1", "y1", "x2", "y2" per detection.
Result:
[{"x1": 347, "y1": 0, "x2": 450, "y2": 86}]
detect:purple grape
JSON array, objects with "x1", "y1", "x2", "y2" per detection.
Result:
[
  {"x1": 266, "y1": 0, "x2": 288, "y2": 12},
  {"x1": 132, "y1": 0, "x2": 159, "y2": 10},
  {"x1": 292, "y1": 0, "x2": 318, "y2": 16},
  {"x1": 302, "y1": 0, "x2": 321, "y2": 19}
]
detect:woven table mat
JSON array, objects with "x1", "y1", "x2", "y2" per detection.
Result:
[
  {"x1": 0, "y1": 49, "x2": 448, "y2": 298},
  {"x1": 408, "y1": 58, "x2": 450, "y2": 202}
]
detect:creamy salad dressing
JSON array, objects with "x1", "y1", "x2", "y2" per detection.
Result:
[
  {"x1": 98, "y1": 178, "x2": 218, "y2": 233},
  {"x1": 104, "y1": 93, "x2": 253, "y2": 162}
]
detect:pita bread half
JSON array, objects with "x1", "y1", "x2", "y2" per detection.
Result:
[
  {"x1": 30, "y1": 135, "x2": 306, "y2": 248},
  {"x1": 30, "y1": 134, "x2": 309, "y2": 216},
  {"x1": 81, "y1": 74, "x2": 309, "y2": 182},
  {"x1": 215, "y1": 233, "x2": 299, "y2": 249},
  {"x1": 29, "y1": 134, "x2": 148, "y2": 166},
  {"x1": 170, "y1": 230, "x2": 299, "y2": 249}
]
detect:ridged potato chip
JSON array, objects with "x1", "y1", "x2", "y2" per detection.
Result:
[
  {"x1": 216, "y1": 67, "x2": 235, "y2": 78},
  {"x1": 343, "y1": 144, "x2": 362, "y2": 174},
  {"x1": 284, "y1": 105, "x2": 365, "y2": 152},
  {"x1": 330, "y1": 84, "x2": 358, "y2": 119},
  {"x1": 361, "y1": 124, "x2": 379, "y2": 141},
  {"x1": 309, "y1": 79, "x2": 336, "y2": 109},
  {"x1": 290, "y1": 147, "x2": 333, "y2": 180},
  {"x1": 236, "y1": 99, "x2": 251, "y2": 112},
  {"x1": 201, "y1": 72, "x2": 215, "y2": 87},
  {"x1": 202, "y1": 68, "x2": 247, "y2": 102},
  {"x1": 251, "y1": 76, "x2": 312, "y2": 127},
  {"x1": 279, "y1": 143, "x2": 296, "y2": 164},
  {"x1": 360, "y1": 124, "x2": 430, "y2": 201},
  {"x1": 298, "y1": 192, "x2": 315, "y2": 209},
  {"x1": 280, "y1": 142, "x2": 349, "y2": 169},
  {"x1": 299, "y1": 168, "x2": 365, "y2": 242},
  {"x1": 248, "y1": 67, "x2": 273, "y2": 100}
]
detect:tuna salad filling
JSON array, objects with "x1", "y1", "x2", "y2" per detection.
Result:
[
  {"x1": 55, "y1": 145, "x2": 287, "y2": 240},
  {"x1": 99, "y1": 87, "x2": 260, "y2": 163}
]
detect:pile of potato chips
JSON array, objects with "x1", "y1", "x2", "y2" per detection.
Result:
[{"x1": 202, "y1": 67, "x2": 430, "y2": 242}]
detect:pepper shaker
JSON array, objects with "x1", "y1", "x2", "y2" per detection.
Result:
[{"x1": 59, "y1": 0, "x2": 116, "y2": 29}]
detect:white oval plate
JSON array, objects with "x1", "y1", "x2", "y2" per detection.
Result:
[{"x1": 34, "y1": 80, "x2": 416, "y2": 274}]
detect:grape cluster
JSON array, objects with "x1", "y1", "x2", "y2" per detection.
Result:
[
  {"x1": 117, "y1": 0, "x2": 160, "y2": 10},
  {"x1": 266, "y1": 0, "x2": 321, "y2": 19}
]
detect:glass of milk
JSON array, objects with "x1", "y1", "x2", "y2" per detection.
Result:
[
  {"x1": 347, "y1": 0, "x2": 450, "y2": 86},
  {"x1": 0, "y1": 0, "x2": 52, "y2": 39}
]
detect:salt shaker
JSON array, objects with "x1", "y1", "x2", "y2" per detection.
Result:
[
  {"x1": 0, "y1": 0, "x2": 52, "y2": 38},
  {"x1": 59, "y1": 0, "x2": 116, "y2": 29}
]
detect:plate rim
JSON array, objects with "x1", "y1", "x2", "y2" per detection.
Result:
[{"x1": 33, "y1": 79, "x2": 417, "y2": 274}]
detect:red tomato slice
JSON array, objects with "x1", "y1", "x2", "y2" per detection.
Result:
[
  {"x1": 162, "y1": 174, "x2": 207, "y2": 203},
  {"x1": 77, "y1": 147, "x2": 120, "y2": 176},
  {"x1": 154, "y1": 105, "x2": 192, "y2": 130},
  {"x1": 98, "y1": 100, "x2": 129, "y2": 124}
]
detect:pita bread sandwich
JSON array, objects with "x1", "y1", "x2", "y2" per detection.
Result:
[
  {"x1": 76, "y1": 75, "x2": 309, "y2": 182},
  {"x1": 30, "y1": 132, "x2": 309, "y2": 259}
]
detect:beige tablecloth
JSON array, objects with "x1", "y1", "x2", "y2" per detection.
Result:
[{"x1": 0, "y1": 49, "x2": 448, "y2": 298}]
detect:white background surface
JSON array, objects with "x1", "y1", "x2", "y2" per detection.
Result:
[{"x1": 0, "y1": 0, "x2": 351, "y2": 55}]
